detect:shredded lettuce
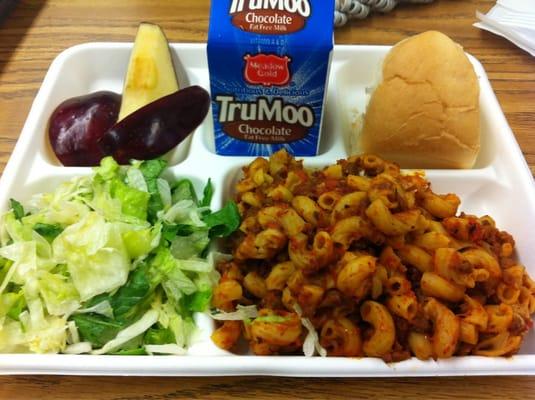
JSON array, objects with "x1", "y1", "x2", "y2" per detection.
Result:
[
  {"x1": 67, "y1": 320, "x2": 80, "y2": 344},
  {"x1": 74, "y1": 300, "x2": 114, "y2": 319},
  {"x1": 36, "y1": 270, "x2": 80, "y2": 316},
  {"x1": 91, "y1": 309, "x2": 159, "y2": 355},
  {"x1": 170, "y1": 231, "x2": 210, "y2": 260},
  {"x1": 144, "y1": 344, "x2": 186, "y2": 355},
  {"x1": 122, "y1": 227, "x2": 156, "y2": 260},
  {"x1": 1, "y1": 291, "x2": 26, "y2": 321},
  {"x1": 0, "y1": 241, "x2": 36, "y2": 291},
  {"x1": 172, "y1": 179, "x2": 198, "y2": 204},
  {"x1": 0, "y1": 157, "x2": 241, "y2": 354},
  {"x1": 126, "y1": 167, "x2": 148, "y2": 193},
  {"x1": 211, "y1": 305, "x2": 259, "y2": 321},
  {"x1": 53, "y1": 213, "x2": 130, "y2": 301},
  {"x1": 157, "y1": 178, "x2": 172, "y2": 210},
  {"x1": 139, "y1": 159, "x2": 167, "y2": 222},
  {"x1": 64, "y1": 341, "x2": 92, "y2": 354},
  {"x1": 110, "y1": 178, "x2": 150, "y2": 220},
  {"x1": 254, "y1": 315, "x2": 290, "y2": 323},
  {"x1": 293, "y1": 304, "x2": 327, "y2": 357}
]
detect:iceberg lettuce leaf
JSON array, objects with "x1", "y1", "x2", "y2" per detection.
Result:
[
  {"x1": 110, "y1": 178, "x2": 150, "y2": 221},
  {"x1": 37, "y1": 270, "x2": 80, "y2": 316},
  {"x1": 139, "y1": 159, "x2": 167, "y2": 222},
  {"x1": 53, "y1": 213, "x2": 130, "y2": 301},
  {"x1": 172, "y1": 179, "x2": 198, "y2": 204}
]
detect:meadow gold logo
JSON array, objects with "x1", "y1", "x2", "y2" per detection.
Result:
[
  {"x1": 244, "y1": 54, "x2": 291, "y2": 87},
  {"x1": 229, "y1": 0, "x2": 312, "y2": 34}
]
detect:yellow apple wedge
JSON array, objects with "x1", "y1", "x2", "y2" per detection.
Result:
[{"x1": 118, "y1": 22, "x2": 179, "y2": 121}]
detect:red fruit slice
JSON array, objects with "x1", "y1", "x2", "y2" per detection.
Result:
[
  {"x1": 99, "y1": 85, "x2": 210, "y2": 164},
  {"x1": 48, "y1": 91, "x2": 121, "y2": 166}
]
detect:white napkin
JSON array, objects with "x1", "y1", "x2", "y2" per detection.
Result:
[{"x1": 474, "y1": 0, "x2": 535, "y2": 56}]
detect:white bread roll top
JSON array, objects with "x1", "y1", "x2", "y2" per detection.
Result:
[{"x1": 360, "y1": 31, "x2": 480, "y2": 169}]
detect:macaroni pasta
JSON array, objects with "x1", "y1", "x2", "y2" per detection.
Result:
[{"x1": 211, "y1": 150, "x2": 535, "y2": 360}]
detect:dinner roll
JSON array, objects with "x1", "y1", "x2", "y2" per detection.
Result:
[{"x1": 360, "y1": 31, "x2": 480, "y2": 169}]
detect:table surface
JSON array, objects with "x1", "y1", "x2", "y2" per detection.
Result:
[{"x1": 0, "y1": 0, "x2": 534, "y2": 399}]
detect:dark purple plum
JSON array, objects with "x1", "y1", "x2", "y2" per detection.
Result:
[
  {"x1": 99, "y1": 85, "x2": 210, "y2": 164},
  {"x1": 48, "y1": 91, "x2": 121, "y2": 166}
]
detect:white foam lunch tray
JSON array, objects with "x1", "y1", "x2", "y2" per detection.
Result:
[{"x1": 0, "y1": 43, "x2": 534, "y2": 376}]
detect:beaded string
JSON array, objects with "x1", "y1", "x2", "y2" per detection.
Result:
[{"x1": 334, "y1": 0, "x2": 436, "y2": 27}]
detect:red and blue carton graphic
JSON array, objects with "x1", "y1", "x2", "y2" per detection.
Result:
[{"x1": 207, "y1": 0, "x2": 335, "y2": 156}]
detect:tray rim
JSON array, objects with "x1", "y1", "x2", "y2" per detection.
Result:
[
  {"x1": 0, "y1": 41, "x2": 534, "y2": 377},
  {"x1": 0, "y1": 353, "x2": 534, "y2": 377}
]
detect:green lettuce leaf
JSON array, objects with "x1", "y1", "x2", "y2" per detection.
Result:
[
  {"x1": 139, "y1": 159, "x2": 167, "y2": 222},
  {"x1": 150, "y1": 247, "x2": 197, "y2": 304},
  {"x1": 144, "y1": 325, "x2": 176, "y2": 345},
  {"x1": 161, "y1": 223, "x2": 195, "y2": 242},
  {"x1": 183, "y1": 289, "x2": 212, "y2": 313},
  {"x1": 71, "y1": 313, "x2": 124, "y2": 348},
  {"x1": 110, "y1": 178, "x2": 150, "y2": 221},
  {"x1": 170, "y1": 230, "x2": 210, "y2": 259},
  {"x1": 33, "y1": 223, "x2": 63, "y2": 241},
  {"x1": 0, "y1": 290, "x2": 26, "y2": 320},
  {"x1": 199, "y1": 179, "x2": 213, "y2": 208},
  {"x1": 202, "y1": 201, "x2": 241, "y2": 238},
  {"x1": 172, "y1": 179, "x2": 198, "y2": 204},
  {"x1": 94, "y1": 156, "x2": 121, "y2": 181},
  {"x1": 157, "y1": 301, "x2": 195, "y2": 348},
  {"x1": 122, "y1": 228, "x2": 154, "y2": 259},
  {"x1": 9, "y1": 199, "x2": 24, "y2": 220},
  {"x1": 254, "y1": 315, "x2": 290, "y2": 323},
  {"x1": 109, "y1": 263, "x2": 153, "y2": 322},
  {"x1": 91, "y1": 309, "x2": 159, "y2": 355},
  {"x1": 112, "y1": 347, "x2": 148, "y2": 355}
]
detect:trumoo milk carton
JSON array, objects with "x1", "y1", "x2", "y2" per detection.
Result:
[{"x1": 207, "y1": 0, "x2": 334, "y2": 156}]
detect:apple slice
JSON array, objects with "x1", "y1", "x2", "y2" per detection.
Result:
[
  {"x1": 48, "y1": 91, "x2": 121, "y2": 166},
  {"x1": 99, "y1": 86, "x2": 210, "y2": 164},
  {"x1": 118, "y1": 22, "x2": 179, "y2": 121}
]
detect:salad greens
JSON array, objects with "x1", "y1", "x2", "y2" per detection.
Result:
[{"x1": 0, "y1": 157, "x2": 240, "y2": 354}]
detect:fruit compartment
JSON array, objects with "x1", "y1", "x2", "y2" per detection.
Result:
[{"x1": 35, "y1": 43, "x2": 201, "y2": 170}]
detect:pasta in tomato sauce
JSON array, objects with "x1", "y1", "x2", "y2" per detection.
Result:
[{"x1": 211, "y1": 150, "x2": 535, "y2": 360}]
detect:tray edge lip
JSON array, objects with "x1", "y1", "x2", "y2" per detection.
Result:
[
  {"x1": 0, "y1": 42, "x2": 534, "y2": 376},
  {"x1": 0, "y1": 353, "x2": 534, "y2": 377}
]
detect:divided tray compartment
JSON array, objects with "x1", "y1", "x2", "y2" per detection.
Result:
[{"x1": 0, "y1": 43, "x2": 534, "y2": 376}]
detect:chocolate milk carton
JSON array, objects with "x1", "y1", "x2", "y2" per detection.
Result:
[{"x1": 207, "y1": 0, "x2": 334, "y2": 156}]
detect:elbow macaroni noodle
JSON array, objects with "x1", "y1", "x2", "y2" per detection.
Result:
[{"x1": 211, "y1": 150, "x2": 535, "y2": 360}]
